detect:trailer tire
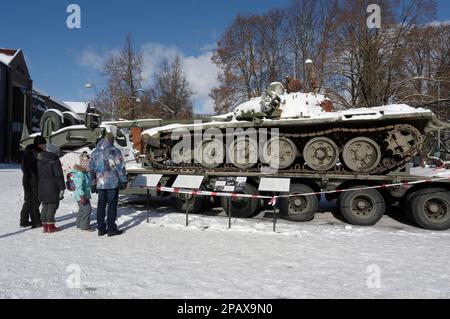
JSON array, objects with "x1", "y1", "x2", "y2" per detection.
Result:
[
  {"x1": 172, "y1": 192, "x2": 207, "y2": 214},
  {"x1": 221, "y1": 184, "x2": 260, "y2": 218},
  {"x1": 339, "y1": 187, "x2": 385, "y2": 226},
  {"x1": 409, "y1": 188, "x2": 450, "y2": 231},
  {"x1": 279, "y1": 184, "x2": 318, "y2": 222},
  {"x1": 40, "y1": 110, "x2": 62, "y2": 133},
  {"x1": 402, "y1": 191, "x2": 416, "y2": 222}
]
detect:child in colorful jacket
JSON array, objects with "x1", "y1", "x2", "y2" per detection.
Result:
[{"x1": 71, "y1": 152, "x2": 93, "y2": 231}]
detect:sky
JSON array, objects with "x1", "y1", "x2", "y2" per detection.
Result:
[{"x1": 0, "y1": 0, "x2": 449, "y2": 113}]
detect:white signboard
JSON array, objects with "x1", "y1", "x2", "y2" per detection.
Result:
[
  {"x1": 258, "y1": 178, "x2": 291, "y2": 193},
  {"x1": 131, "y1": 174, "x2": 163, "y2": 188},
  {"x1": 172, "y1": 175, "x2": 204, "y2": 190},
  {"x1": 214, "y1": 177, "x2": 247, "y2": 192}
]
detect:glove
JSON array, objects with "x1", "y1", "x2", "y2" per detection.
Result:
[
  {"x1": 59, "y1": 190, "x2": 65, "y2": 200},
  {"x1": 80, "y1": 196, "x2": 89, "y2": 205},
  {"x1": 90, "y1": 184, "x2": 97, "y2": 194},
  {"x1": 119, "y1": 182, "x2": 128, "y2": 191}
]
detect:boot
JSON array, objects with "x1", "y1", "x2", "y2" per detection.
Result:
[
  {"x1": 47, "y1": 223, "x2": 61, "y2": 233},
  {"x1": 42, "y1": 223, "x2": 48, "y2": 233},
  {"x1": 31, "y1": 222, "x2": 43, "y2": 229},
  {"x1": 20, "y1": 221, "x2": 32, "y2": 228}
]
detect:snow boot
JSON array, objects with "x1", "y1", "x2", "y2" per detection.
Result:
[
  {"x1": 107, "y1": 229, "x2": 123, "y2": 237},
  {"x1": 47, "y1": 223, "x2": 61, "y2": 233},
  {"x1": 42, "y1": 223, "x2": 48, "y2": 233},
  {"x1": 20, "y1": 221, "x2": 32, "y2": 228}
]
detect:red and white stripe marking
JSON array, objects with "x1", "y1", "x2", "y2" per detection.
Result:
[{"x1": 139, "y1": 176, "x2": 450, "y2": 207}]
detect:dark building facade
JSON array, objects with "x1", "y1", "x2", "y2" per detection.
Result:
[{"x1": 0, "y1": 49, "x2": 33, "y2": 163}]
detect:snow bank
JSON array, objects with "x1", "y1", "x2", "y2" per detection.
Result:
[{"x1": 1, "y1": 168, "x2": 449, "y2": 298}]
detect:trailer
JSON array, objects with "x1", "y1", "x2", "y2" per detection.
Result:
[
  {"x1": 125, "y1": 165, "x2": 450, "y2": 231},
  {"x1": 20, "y1": 109, "x2": 450, "y2": 231}
]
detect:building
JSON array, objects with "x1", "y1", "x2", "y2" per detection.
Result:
[
  {"x1": 0, "y1": 48, "x2": 86, "y2": 163},
  {"x1": 0, "y1": 49, "x2": 33, "y2": 163}
]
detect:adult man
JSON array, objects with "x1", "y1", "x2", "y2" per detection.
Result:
[
  {"x1": 20, "y1": 136, "x2": 46, "y2": 228},
  {"x1": 90, "y1": 132, "x2": 127, "y2": 237}
]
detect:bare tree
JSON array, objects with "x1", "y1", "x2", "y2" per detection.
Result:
[
  {"x1": 153, "y1": 55, "x2": 194, "y2": 120},
  {"x1": 211, "y1": 10, "x2": 288, "y2": 113},
  {"x1": 92, "y1": 34, "x2": 144, "y2": 120},
  {"x1": 285, "y1": 0, "x2": 336, "y2": 86},
  {"x1": 327, "y1": 0, "x2": 437, "y2": 109}
]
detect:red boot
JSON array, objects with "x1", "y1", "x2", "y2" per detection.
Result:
[
  {"x1": 42, "y1": 223, "x2": 48, "y2": 233},
  {"x1": 47, "y1": 223, "x2": 61, "y2": 233}
]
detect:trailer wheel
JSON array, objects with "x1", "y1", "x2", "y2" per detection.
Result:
[
  {"x1": 279, "y1": 184, "x2": 318, "y2": 222},
  {"x1": 339, "y1": 187, "x2": 385, "y2": 226},
  {"x1": 221, "y1": 184, "x2": 260, "y2": 218},
  {"x1": 409, "y1": 188, "x2": 450, "y2": 231},
  {"x1": 40, "y1": 110, "x2": 62, "y2": 133},
  {"x1": 172, "y1": 192, "x2": 207, "y2": 214},
  {"x1": 402, "y1": 191, "x2": 416, "y2": 222}
]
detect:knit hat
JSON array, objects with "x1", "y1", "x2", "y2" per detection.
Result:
[
  {"x1": 79, "y1": 152, "x2": 91, "y2": 171},
  {"x1": 33, "y1": 135, "x2": 47, "y2": 146}
]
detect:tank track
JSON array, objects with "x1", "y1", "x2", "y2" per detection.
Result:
[{"x1": 144, "y1": 124, "x2": 425, "y2": 176}]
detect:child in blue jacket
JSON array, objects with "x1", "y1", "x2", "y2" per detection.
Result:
[{"x1": 70, "y1": 153, "x2": 93, "y2": 231}]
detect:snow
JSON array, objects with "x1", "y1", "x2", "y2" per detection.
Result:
[
  {"x1": 1, "y1": 162, "x2": 450, "y2": 298},
  {"x1": 63, "y1": 102, "x2": 89, "y2": 115},
  {"x1": 0, "y1": 53, "x2": 14, "y2": 65},
  {"x1": 62, "y1": 111, "x2": 83, "y2": 122},
  {"x1": 410, "y1": 166, "x2": 450, "y2": 177},
  {"x1": 51, "y1": 125, "x2": 90, "y2": 136}
]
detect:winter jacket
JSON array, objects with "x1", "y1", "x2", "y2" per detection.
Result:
[
  {"x1": 89, "y1": 139, "x2": 127, "y2": 190},
  {"x1": 71, "y1": 165, "x2": 92, "y2": 202},
  {"x1": 21, "y1": 145, "x2": 42, "y2": 187},
  {"x1": 37, "y1": 151, "x2": 66, "y2": 203}
]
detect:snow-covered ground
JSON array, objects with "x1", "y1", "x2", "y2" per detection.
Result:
[{"x1": 1, "y1": 165, "x2": 449, "y2": 299}]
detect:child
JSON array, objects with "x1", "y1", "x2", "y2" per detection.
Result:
[{"x1": 71, "y1": 152, "x2": 93, "y2": 231}]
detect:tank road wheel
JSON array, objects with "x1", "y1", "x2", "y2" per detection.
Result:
[
  {"x1": 342, "y1": 137, "x2": 381, "y2": 173},
  {"x1": 279, "y1": 184, "x2": 318, "y2": 222},
  {"x1": 221, "y1": 184, "x2": 260, "y2": 218},
  {"x1": 262, "y1": 137, "x2": 298, "y2": 170},
  {"x1": 195, "y1": 139, "x2": 225, "y2": 169},
  {"x1": 172, "y1": 141, "x2": 192, "y2": 164},
  {"x1": 228, "y1": 137, "x2": 258, "y2": 170},
  {"x1": 339, "y1": 187, "x2": 385, "y2": 226},
  {"x1": 408, "y1": 188, "x2": 450, "y2": 231},
  {"x1": 147, "y1": 143, "x2": 171, "y2": 164},
  {"x1": 303, "y1": 137, "x2": 339, "y2": 171}
]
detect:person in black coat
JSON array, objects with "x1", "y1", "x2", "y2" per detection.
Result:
[
  {"x1": 37, "y1": 144, "x2": 66, "y2": 233},
  {"x1": 20, "y1": 136, "x2": 47, "y2": 228}
]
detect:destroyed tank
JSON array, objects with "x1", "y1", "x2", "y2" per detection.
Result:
[{"x1": 141, "y1": 83, "x2": 448, "y2": 176}]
